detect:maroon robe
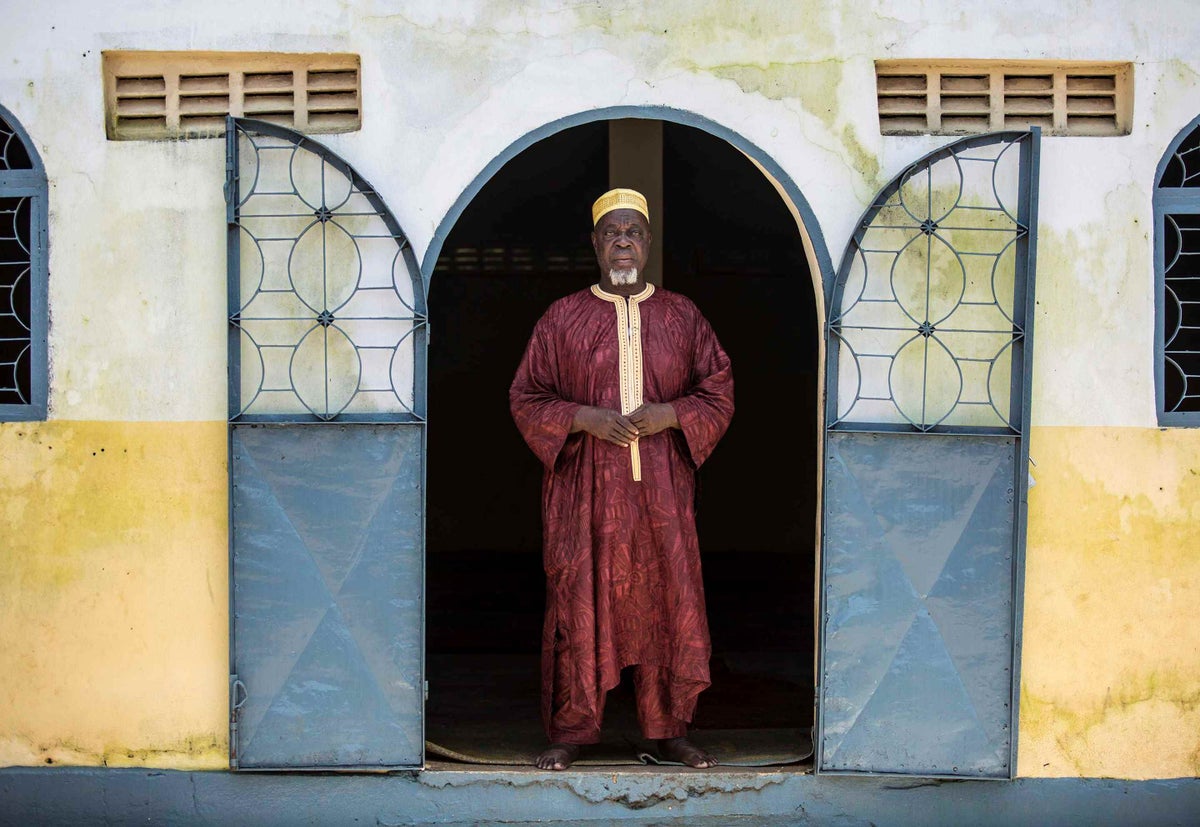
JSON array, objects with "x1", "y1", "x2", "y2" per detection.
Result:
[{"x1": 509, "y1": 283, "x2": 734, "y2": 737}]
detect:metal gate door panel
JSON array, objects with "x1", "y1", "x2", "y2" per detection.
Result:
[
  {"x1": 232, "y1": 425, "x2": 422, "y2": 768},
  {"x1": 822, "y1": 432, "x2": 1014, "y2": 775},
  {"x1": 818, "y1": 131, "x2": 1039, "y2": 778},
  {"x1": 226, "y1": 118, "x2": 426, "y2": 769}
]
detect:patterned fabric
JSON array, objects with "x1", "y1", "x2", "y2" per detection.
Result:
[
  {"x1": 510, "y1": 286, "x2": 734, "y2": 740},
  {"x1": 550, "y1": 661, "x2": 686, "y2": 743}
]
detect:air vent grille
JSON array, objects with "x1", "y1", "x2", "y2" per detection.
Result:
[
  {"x1": 104, "y1": 51, "x2": 361, "y2": 140},
  {"x1": 876, "y1": 61, "x2": 1132, "y2": 136}
]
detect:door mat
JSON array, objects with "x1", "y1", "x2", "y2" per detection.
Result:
[{"x1": 426, "y1": 727, "x2": 812, "y2": 768}]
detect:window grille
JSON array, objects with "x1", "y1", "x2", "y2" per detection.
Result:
[
  {"x1": 876, "y1": 61, "x2": 1132, "y2": 137},
  {"x1": 103, "y1": 51, "x2": 361, "y2": 140},
  {"x1": 1155, "y1": 114, "x2": 1200, "y2": 424},
  {"x1": 0, "y1": 104, "x2": 47, "y2": 420}
]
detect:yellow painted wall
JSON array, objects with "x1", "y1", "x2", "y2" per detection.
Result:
[
  {"x1": 2, "y1": 426, "x2": 1199, "y2": 778},
  {"x1": 0, "y1": 421, "x2": 228, "y2": 769},
  {"x1": 1019, "y1": 426, "x2": 1200, "y2": 779}
]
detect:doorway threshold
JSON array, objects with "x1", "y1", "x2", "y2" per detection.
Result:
[
  {"x1": 423, "y1": 759, "x2": 812, "y2": 775},
  {"x1": 425, "y1": 726, "x2": 813, "y2": 770}
]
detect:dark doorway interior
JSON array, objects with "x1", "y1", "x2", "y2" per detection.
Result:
[{"x1": 426, "y1": 120, "x2": 818, "y2": 766}]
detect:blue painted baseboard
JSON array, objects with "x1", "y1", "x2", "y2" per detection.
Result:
[{"x1": 2, "y1": 767, "x2": 1198, "y2": 826}]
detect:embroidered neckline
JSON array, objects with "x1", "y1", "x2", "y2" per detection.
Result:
[{"x1": 590, "y1": 283, "x2": 655, "y2": 303}]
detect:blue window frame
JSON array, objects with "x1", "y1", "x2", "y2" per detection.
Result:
[
  {"x1": 0, "y1": 104, "x2": 47, "y2": 421},
  {"x1": 1156, "y1": 114, "x2": 1200, "y2": 425}
]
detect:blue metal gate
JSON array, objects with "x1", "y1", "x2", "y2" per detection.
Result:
[
  {"x1": 818, "y1": 131, "x2": 1040, "y2": 778},
  {"x1": 226, "y1": 118, "x2": 426, "y2": 769}
]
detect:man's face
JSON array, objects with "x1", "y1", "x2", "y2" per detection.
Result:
[{"x1": 591, "y1": 209, "x2": 651, "y2": 281}]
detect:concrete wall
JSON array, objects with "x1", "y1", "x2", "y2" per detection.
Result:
[{"x1": 1, "y1": 0, "x2": 1198, "y2": 778}]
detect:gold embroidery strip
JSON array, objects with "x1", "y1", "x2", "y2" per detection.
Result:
[
  {"x1": 627, "y1": 292, "x2": 644, "y2": 481},
  {"x1": 591, "y1": 284, "x2": 653, "y2": 482}
]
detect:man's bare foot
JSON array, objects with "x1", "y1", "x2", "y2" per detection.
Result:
[
  {"x1": 535, "y1": 742, "x2": 581, "y2": 770},
  {"x1": 656, "y1": 736, "x2": 718, "y2": 768}
]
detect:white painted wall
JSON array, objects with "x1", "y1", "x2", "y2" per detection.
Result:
[{"x1": 1, "y1": 0, "x2": 1198, "y2": 425}]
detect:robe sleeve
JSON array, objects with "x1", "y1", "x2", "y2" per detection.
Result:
[
  {"x1": 509, "y1": 306, "x2": 583, "y2": 470},
  {"x1": 669, "y1": 307, "x2": 734, "y2": 468}
]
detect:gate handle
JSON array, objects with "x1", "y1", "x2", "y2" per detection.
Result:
[{"x1": 232, "y1": 679, "x2": 248, "y2": 712}]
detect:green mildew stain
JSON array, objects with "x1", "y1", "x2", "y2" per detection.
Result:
[
  {"x1": 365, "y1": 3, "x2": 888, "y2": 197},
  {"x1": 1021, "y1": 673, "x2": 1200, "y2": 776},
  {"x1": 1020, "y1": 427, "x2": 1200, "y2": 777},
  {"x1": 841, "y1": 124, "x2": 881, "y2": 193},
  {"x1": 1029, "y1": 190, "x2": 1150, "y2": 407},
  {"x1": 32, "y1": 734, "x2": 226, "y2": 768},
  {"x1": 700, "y1": 60, "x2": 842, "y2": 110},
  {"x1": 687, "y1": 59, "x2": 881, "y2": 194},
  {"x1": 1033, "y1": 223, "x2": 1137, "y2": 409},
  {"x1": 1166, "y1": 59, "x2": 1200, "y2": 85},
  {"x1": 562, "y1": 2, "x2": 890, "y2": 191},
  {"x1": 1153, "y1": 59, "x2": 1200, "y2": 125}
]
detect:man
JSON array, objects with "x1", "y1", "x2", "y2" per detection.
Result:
[{"x1": 509, "y1": 187, "x2": 734, "y2": 771}]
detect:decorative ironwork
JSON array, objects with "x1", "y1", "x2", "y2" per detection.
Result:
[
  {"x1": 226, "y1": 118, "x2": 426, "y2": 422},
  {"x1": 0, "y1": 106, "x2": 45, "y2": 420},
  {"x1": 1156, "y1": 117, "x2": 1200, "y2": 423},
  {"x1": 1161, "y1": 214, "x2": 1200, "y2": 413},
  {"x1": 1159, "y1": 121, "x2": 1200, "y2": 188},
  {"x1": 828, "y1": 132, "x2": 1036, "y2": 434},
  {"x1": 0, "y1": 196, "x2": 31, "y2": 405},
  {"x1": 0, "y1": 115, "x2": 33, "y2": 170}
]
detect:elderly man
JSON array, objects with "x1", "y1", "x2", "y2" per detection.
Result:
[{"x1": 509, "y1": 188, "x2": 734, "y2": 771}]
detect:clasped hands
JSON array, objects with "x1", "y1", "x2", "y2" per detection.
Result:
[{"x1": 571, "y1": 403, "x2": 679, "y2": 446}]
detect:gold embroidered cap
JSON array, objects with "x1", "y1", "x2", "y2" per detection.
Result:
[{"x1": 591, "y1": 188, "x2": 649, "y2": 226}]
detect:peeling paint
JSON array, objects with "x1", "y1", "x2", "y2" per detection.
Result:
[{"x1": 418, "y1": 767, "x2": 788, "y2": 808}]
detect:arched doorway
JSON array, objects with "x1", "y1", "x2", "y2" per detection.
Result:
[{"x1": 424, "y1": 113, "x2": 823, "y2": 765}]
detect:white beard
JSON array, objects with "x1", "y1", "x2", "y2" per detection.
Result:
[{"x1": 608, "y1": 267, "x2": 639, "y2": 286}]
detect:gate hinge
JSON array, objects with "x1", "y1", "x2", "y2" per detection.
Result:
[
  {"x1": 424, "y1": 680, "x2": 429, "y2": 701},
  {"x1": 224, "y1": 116, "x2": 238, "y2": 223},
  {"x1": 224, "y1": 117, "x2": 237, "y2": 173},
  {"x1": 229, "y1": 675, "x2": 247, "y2": 770}
]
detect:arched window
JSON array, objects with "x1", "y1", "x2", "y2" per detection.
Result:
[
  {"x1": 0, "y1": 104, "x2": 47, "y2": 420},
  {"x1": 1156, "y1": 115, "x2": 1200, "y2": 425}
]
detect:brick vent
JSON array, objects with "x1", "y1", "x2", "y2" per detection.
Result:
[
  {"x1": 875, "y1": 60, "x2": 1132, "y2": 136},
  {"x1": 103, "y1": 51, "x2": 361, "y2": 140}
]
